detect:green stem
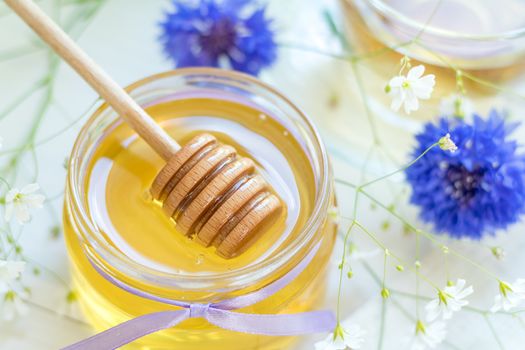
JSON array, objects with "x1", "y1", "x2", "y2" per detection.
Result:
[
  {"x1": 0, "y1": 45, "x2": 43, "y2": 62},
  {"x1": 354, "y1": 221, "x2": 440, "y2": 289},
  {"x1": 0, "y1": 99, "x2": 90, "y2": 156},
  {"x1": 0, "y1": 176, "x2": 11, "y2": 190},
  {"x1": 360, "y1": 143, "x2": 438, "y2": 189},
  {"x1": 350, "y1": 60, "x2": 381, "y2": 145},
  {"x1": 414, "y1": 41, "x2": 525, "y2": 100},
  {"x1": 378, "y1": 248, "x2": 389, "y2": 350},
  {"x1": 4, "y1": 226, "x2": 24, "y2": 259},
  {"x1": 515, "y1": 315, "x2": 525, "y2": 334},
  {"x1": 358, "y1": 144, "x2": 377, "y2": 185},
  {"x1": 278, "y1": 39, "x2": 414, "y2": 64},
  {"x1": 382, "y1": 250, "x2": 388, "y2": 289},
  {"x1": 337, "y1": 179, "x2": 502, "y2": 282},
  {"x1": 336, "y1": 222, "x2": 356, "y2": 323},
  {"x1": 484, "y1": 314, "x2": 506, "y2": 350},
  {"x1": 0, "y1": 78, "x2": 47, "y2": 122},
  {"x1": 24, "y1": 256, "x2": 71, "y2": 290},
  {"x1": 378, "y1": 296, "x2": 387, "y2": 350},
  {"x1": 30, "y1": 145, "x2": 39, "y2": 183},
  {"x1": 1, "y1": 80, "x2": 54, "y2": 177},
  {"x1": 412, "y1": 0, "x2": 444, "y2": 41},
  {"x1": 362, "y1": 262, "x2": 413, "y2": 321},
  {"x1": 24, "y1": 299, "x2": 91, "y2": 327}
]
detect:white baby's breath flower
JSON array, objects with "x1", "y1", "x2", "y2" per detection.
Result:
[
  {"x1": 491, "y1": 246, "x2": 506, "y2": 260},
  {"x1": 408, "y1": 320, "x2": 447, "y2": 350},
  {"x1": 438, "y1": 133, "x2": 457, "y2": 152},
  {"x1": 4, "y1": 183, "x2": 46, "y2": 224},
  {"x1": 491, "y1": 279, "x2": 525, "y2": 313},
  {"x1": 1, "y1": 290, "x2": 29, "y2": 321},
  {"x1": 439, "y1": 94, "x2": 473, "y2": 119},
  {"x1": 314, "y1": 322, "x2": 366, "y2": 350},
  {"x1": 386, "y1": 65, "x2": 435, "y2": 114},
  {"x1": 425, "y1": 279, "x2": 473, "y2": 322},
  {"x1": 58, "y1": 290, "x2": 82, "y2": 318},
  {"x1": 0, "y1": 260, "x2": 25, "y2": 293},
  {"x1": 328, "y1": 206, "x2": 340, "y2": 225}
]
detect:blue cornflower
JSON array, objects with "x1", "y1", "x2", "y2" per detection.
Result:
[
  {"x1": 406, "y1": 111, "x2": 525, "y2": 239},
  {"x1": 159, "y1": 0, "x2": 277, "y2": 76}
]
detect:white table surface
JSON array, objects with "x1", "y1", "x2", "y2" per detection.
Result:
[{"x1": 1, "y1": 1, "x2": 525, "y2": 349}]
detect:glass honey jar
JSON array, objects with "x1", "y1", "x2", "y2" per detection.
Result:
[{"x1": 63, "y1": 68, "x2": 337, "y2": 350}]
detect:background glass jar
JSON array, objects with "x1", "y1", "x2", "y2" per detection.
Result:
[
  {"x1": 63, "y1": 68, "x2": 337, "y2": 350},
  {"x1": 342, "y1": 0, "x2": 525, "y2": 73},
  {"x1": 338, "y1": 0, "x2": 525, "y2": 125}
]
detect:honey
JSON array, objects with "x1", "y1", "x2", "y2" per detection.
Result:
[
  {"x1": 85, "y1": 98, "x2": 304, "y2": 273},
  {"x1": 63, "y1": 70, "x2": 336, "y2": 350}
]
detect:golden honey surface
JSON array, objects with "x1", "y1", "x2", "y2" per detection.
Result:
[{"x1": 64, "y1": 97, "x2": 336, "y2": 350}]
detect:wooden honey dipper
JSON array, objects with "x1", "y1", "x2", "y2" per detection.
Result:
[{"x1": 7, "y1": 0, "x2": 283, "y2": 259}]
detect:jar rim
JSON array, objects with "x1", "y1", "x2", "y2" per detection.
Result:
[
  {"x1": 67, "y1": 67, "x2": 332, "y2": 292},
  {"x1": 361, "y1": 0, "x2": 525, "y2": 41}
]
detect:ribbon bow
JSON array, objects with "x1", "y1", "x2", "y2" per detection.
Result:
[{"x1": 63, "y1": 243, "x2": 336, "y2": 350}]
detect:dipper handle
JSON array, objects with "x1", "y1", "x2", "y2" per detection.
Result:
[{"x1": 6, "y1": 0, "x2": 180, "y2": 160}]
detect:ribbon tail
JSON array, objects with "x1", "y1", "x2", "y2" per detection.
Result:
[
  {"x1": 206, "y1": 309, "x2": 336, "y2": 336},
  {"x1": 61, "y1": 310, "x2": 189, "y2": 350}
]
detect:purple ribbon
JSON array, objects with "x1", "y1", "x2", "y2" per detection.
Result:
[{"x1": 63, "y1": 243, "x2": 336, "y2": 350}]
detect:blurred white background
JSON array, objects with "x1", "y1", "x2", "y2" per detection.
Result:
[{"x1": 1, "y1": 1, "x2": 525, "y2": 349}]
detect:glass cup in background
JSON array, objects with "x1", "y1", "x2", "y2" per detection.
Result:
[
  {"x1": 346, "y1": 0, "x2": 525, "y2": 71},
  {"x1": 340, "y1": 0, "x2": 525, "y2": 120}
]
